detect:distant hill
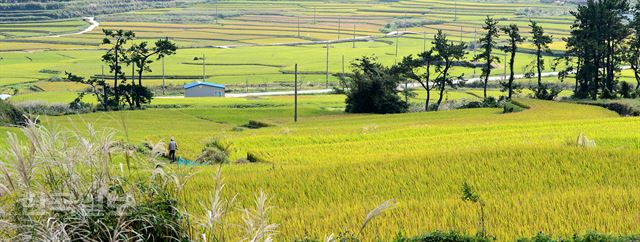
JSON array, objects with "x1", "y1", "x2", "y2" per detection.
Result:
[{"x1": 0, "y1": 0, "x2": 178, "y2": 22}]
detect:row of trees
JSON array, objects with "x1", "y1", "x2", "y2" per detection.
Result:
[
  {"x1": 70, "y1": 29, "x2": 177, "y2": 110},
  {"x1": 343, "y1": 18, "x2": 554, "y2": 114},
  {"x1": 562, "y1": 0, "x2": 640, "y2": 99},
  {"x1": 346, "y1": 0, "x2": 640, "y2": 114}
]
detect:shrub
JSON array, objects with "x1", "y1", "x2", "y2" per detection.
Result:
[
  {"x1": 503, "y1": 102, "x2": 526, "y2": 113},
  {"x1": 482, "y1": 96, "x2": 498, "y2": 107},
  {"x1": 400, "y1": 231, "x2": 492, "y2": 242},
  {"x1": 618, "y1": 82, "x2": 633, "y2": 98},
  {"x1": 15, "y1": 101, "x2": 93, "y2": 116},
  {"x1": 532, "y1": 84, "x2": 563, "y2": 100},
  {"x1": 517, "y1": 232, "x2": 640, "y2": 242},
  {"x1": 0, "y1": 100, "x2": 27, "y2": 126},
  {"x1": 243, "y1": 120, "x2": 274, "y2": 129},
  {"x1": 604, "y1": 102, "x2": 640, "y2": 116}
]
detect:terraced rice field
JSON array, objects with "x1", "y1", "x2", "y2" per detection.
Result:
[
  {"x1": 1, "y1": 0, "x2": 574, "y2": 98},
  {"x1": 36, "y1": 97, "x2": 640, "y2": 241}
]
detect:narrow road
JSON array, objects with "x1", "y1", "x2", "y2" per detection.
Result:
[
  {"x1": 48, "y1": 17, "x2": 99, "y2": 38},
  {"x1": 158, "y1": 68, "x2": 604, "y2": 99}
]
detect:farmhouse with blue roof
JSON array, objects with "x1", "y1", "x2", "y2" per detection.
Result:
[{"x1": 184, "y1": 81, "x2": 225, "y2": 97}]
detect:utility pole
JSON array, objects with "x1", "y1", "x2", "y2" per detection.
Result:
[
  {"x1": 395, "y1": 32, "x2": 399, "y2": 61},
  {"x1": 325, "y1": 43, "x2": 329, "y2": 88},
  {"x1": 245, "y1": 79, "x2": 248, "y2": 93},
  {"x1": 352, "y1": 24, "x2": 356, "y2": 48},
  {"x1": 102, "y1": 64, "x2": 107, "y2": 110},
  {"x1": 423, "y1": 31, "x2": 427, "y2": 51},
  {"x1": 314, "y1": 7, "x2": 317, "y2": 24},
  {"x1": 454, "y1": 0, "x2": 457, "y2": 21},
  {"x1": 162, "y1": 56, "x2": 165, "y2": 95},
  {"x1": 202, "y1": 53, "x2": 206, "y2": 82},
  {"x1": 460, "y1": 26, "x2": 463, "y2": 42},
  {"x1": 338, "y1": 17, "x2": 341, "y2": 40},
  {"x1": 131, "y1": 64, "x2": 134, "y2": 84},
  {"x1": 341, "y1": 55, "x2": 345, "y2": 79},
  {"x1": 297, "y1": 16, "x2": 301, "y2": 37},
  {"x1": 503, "y1": 52, "x2": 507, "y2": 81},
  {"x1": 294, "y1": 64, "x2": 298, "y2": 122},
  {"x1": 473, "y1": 27, "x2": 477, "y2": 78}
]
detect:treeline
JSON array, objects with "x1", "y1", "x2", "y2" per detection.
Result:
[
  {"x1": 0, "y1": 0, "x2": 176, "y2": 22},
  {"x1": 342, "y1": 17, "x2": 553, "y2": 114},
  {"x1": 562, "y1": 0, "x2": 640, "y2": 99},
  {"x1": 342, "y1": 0, "x2": 640, "y2": 114}
]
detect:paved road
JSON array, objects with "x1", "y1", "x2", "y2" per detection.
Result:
[
  {"x1": 157, "y1": 89, "x2": 335, "y2": 99},
  {"x1": 48, "y1": 17, "x2": 99, "y2": 38},
  {"x1": 159, "y1": 66, "x2": 634, "y2": 98}
]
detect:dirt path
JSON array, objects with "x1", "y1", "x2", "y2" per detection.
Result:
[{"x1": 47, "y1": 17, "x2": 99, "y2": 38}]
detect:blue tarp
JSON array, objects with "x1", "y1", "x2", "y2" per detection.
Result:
[{"x1": 177, "y1": 157, "x2": 208, "y2": 166}]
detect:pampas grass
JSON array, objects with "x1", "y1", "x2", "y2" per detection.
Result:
[{"x1": 358, "y1": 199, "x2": 397, "y2": 237}]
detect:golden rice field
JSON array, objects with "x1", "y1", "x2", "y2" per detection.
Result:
[
  {"x1": 4, "y1": 1, "x2": 639, "y2": 240},
  {"x1": 37, "y1": 97, "x2": 640, "y2": 241}
]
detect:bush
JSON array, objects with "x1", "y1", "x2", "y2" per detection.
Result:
[
  {"x1": 603, "y1": 102, "x2": 640, "y2": 116},
  {"x1": 400, "y1": 231, "x2": 492, "y2": 242},
  {"x1": 243, "y1": 120, "x2": 274, "y2": 129},
  {"x1": 0, "y1": 100, "x2": 28, "y2": 126},
  {"x1": 533, "y1": 84, "x2": 563, "y2": 100},
  {"x1": 460, "y1": 101, "x2": 483, "y2": 109},
  {"x1": 618, "y1": 82, "x2": 633, "y2": 98},
  {"x1": 482, "y1": 96, "x2": 498, "y2": 107},
  {"x1": 517, "y1": 232, "x2": 640, "y2": 242},
  {"x1": 14, "y1": 101, "x2": 93, "y2": 116},
  {"x1": 459, "y1": 97, "x2": 502, "y2": 109},
  {"x1": 503, "y1": 101, "x2": 526, "y2": 113}
]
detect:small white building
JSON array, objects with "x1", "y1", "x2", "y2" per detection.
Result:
[
  {"x1": 184, "y1": 82, "x2": 225, "y2": 97},
  {"x1": 0, "y1": 94, "x2": 11, "y2": 101}
]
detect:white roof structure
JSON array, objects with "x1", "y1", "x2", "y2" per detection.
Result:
[{"x1": 0, "y1": 94, "x2": 11, "y2": 100}]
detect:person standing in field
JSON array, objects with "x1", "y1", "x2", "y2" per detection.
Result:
[{"x1": 168, "y1": 137, "x2": 178, "y2": 163}]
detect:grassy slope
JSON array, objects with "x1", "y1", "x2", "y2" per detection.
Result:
[{"x1": 37, "y1": 98, "x2": 640, "y2": 240}]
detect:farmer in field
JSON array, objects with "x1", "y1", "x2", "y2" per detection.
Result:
[{"x1": 168, "y1": 137, "x2": 178, "y2": 163}]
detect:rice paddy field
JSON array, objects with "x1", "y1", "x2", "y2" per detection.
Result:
[
  {"x1": 1, "y1": 0, "x2": 576, "y2": 98},
  {"x1": 3, "y1": 0, "x2": 640, "y2": 241},
  {"x1": 28, "y1": 95, "x2": 639, "y2": 241}
]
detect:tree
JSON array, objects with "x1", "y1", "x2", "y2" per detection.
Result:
[
  {"x1": 102, "y1": 29, "x2": 135, "y2": 109},
  {"x1": 477, "y1": 16, "x2": 500, "y2": 99},
  {"x1": 461, "y1": 182, "x2": 487, "y2": 238},
  {"x1": 65, "y1": 72, "x2": 109, "y2": 110},
  {"x1": 393, "y1": 50, "x2": 437, "y2": 111},
  {"x1": 624, "y1": 3, "x2": 640, "y2": 90},
  {"x1": 432, "y1": 30, "x2": 467, "y2": 111},
  {"x1": 500, "y1": 24, "x2": 525, "y2": 99},
  {"x1": 129, "y1": 38, "x2": 177, "y2": 108},
  {"x1": 341, "y1": 56, "x2": 407, "y2": 114},
  {"x1": 528, "y1": 20, "x2": 553, "y2": 98}
]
